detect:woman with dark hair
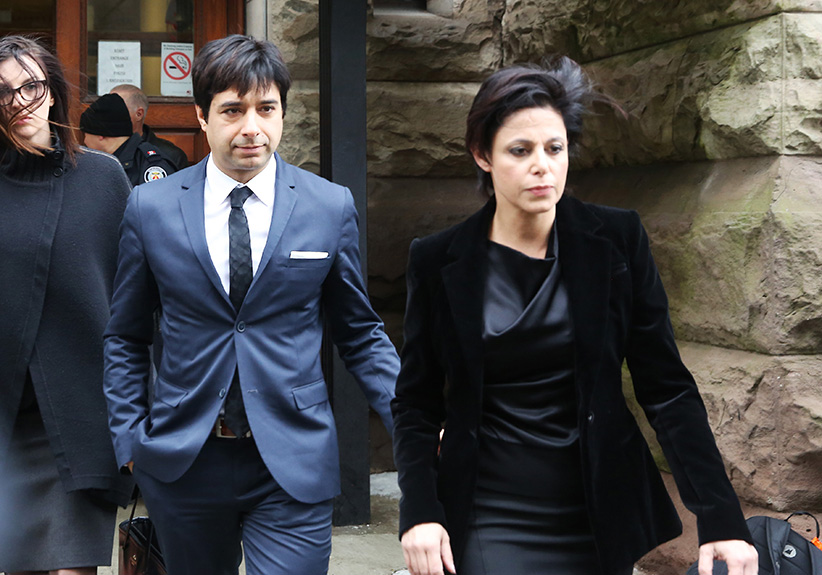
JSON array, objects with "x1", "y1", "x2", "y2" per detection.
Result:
[
  {"x1": 392, "y1": 57, "x2": 758, "y2": 575},
  {"x1": 0, "y1": 35, "x2": 133, "y2": 574}
]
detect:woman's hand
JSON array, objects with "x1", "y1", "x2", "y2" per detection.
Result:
[
  {"x1": 698, "y1": 539, "x2": 758, "y2": 575},
  {"x1": 401, "y1": 522, "x2": 456, "y2": 575}
]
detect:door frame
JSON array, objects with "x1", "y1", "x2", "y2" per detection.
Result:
[{"x1": 55, "y1": 0, "x2": 244, "y2": 160}]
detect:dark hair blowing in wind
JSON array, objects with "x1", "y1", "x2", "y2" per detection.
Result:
[
  {"x1": 0, "y1": 35, "x2": 79, "y2": 160},
  {"x1": 465, "y1": 55, "x2": 601, "y2": 196}
]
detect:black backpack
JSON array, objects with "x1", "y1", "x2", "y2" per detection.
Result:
[{"x1": 686, "y1": 513, "x2": 822, "y2": 575}]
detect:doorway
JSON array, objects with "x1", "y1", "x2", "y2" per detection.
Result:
[{"x1": 3, "y1": 0, "x2": 244, "y2": 163}]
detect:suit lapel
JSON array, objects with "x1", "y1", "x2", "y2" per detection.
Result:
[
  {"x1": 556, "y1": 196, "x2": 612, "y2": 397},
  {"x1": 178, "y1": 159, "x2": 231, "y2": 306},
  {"x1": 253, "y1": 153, "x2": 297, "y2": 286},
  {"x1": 441, "y1": 200, "x2": 494, "y2": 405}
]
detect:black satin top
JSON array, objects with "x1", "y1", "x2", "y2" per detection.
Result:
[{"x1": 478, "y1": 228, "x2": 584, "y2": 499}]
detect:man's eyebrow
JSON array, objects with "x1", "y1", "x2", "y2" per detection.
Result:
[{"x1": 217, "y1": 98, "x2": 280, "y2": 109}]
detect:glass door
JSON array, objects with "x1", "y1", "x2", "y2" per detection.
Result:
[
  {"x1": 87, "y1": 0, "x2": 194, "y2": 96},
  {"x1": 54, "y1": 0, "x2": 243, "y2": 163},
  {"x1": 0, "y1": 0, "x2": 57, "y2": 45}
]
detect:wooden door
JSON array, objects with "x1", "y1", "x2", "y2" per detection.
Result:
[{"x1": 55, "y1": 0, "x2": 243, "y2": 164}]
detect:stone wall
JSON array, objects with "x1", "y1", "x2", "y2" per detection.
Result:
[{"x1": 266, "y1": 0, "x2": 822, "y2": 569}]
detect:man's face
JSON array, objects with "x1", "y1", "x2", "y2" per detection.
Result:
[{"x1": 196, "y1": 84, "x2": 283, "y2": 183}]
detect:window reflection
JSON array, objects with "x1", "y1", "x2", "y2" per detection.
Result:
[
  {"x1": 87, "y1": 0, "x2": 194, "y2": 96},
  {"x1": 0, "y1": 0, "x2": 57, "y2": 46}
]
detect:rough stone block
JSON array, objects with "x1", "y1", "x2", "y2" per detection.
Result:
[
  {"x1": 366, "y1": 177, "x2": 485, "y2": 345},
  {"x1": 579, "y1": 14, "x2": 822, "y2": 167},
  {"x1": 502, "y1": 0, "x2": 821, "y2": 63},
  {"x1": 571, "y1": 155, "x2": 822, "y2": 355},
  {"x1": 624, "y1": 342, "x2": 822, "y2": 511},
  {"x1": 686, "y1": 343, "x2": 822, "y2": 511},
  {"x1": 278, "y1": 81, "x2": 320, "y2": 173},
  {"x1": 367, "y1": 6, "x2": 502, "y2": 82},
  {"x1": 501, "y1": 0, "x2": 588, "y2": 63},
  {"x1": 366, "y1": 82, "x2": 479, "y2": 178},
  {"x1": 367, "y1": 176, "x2": 484, "y2": 281},
  {"x1": 268, "y1": 0, "x2": 319, "y2": 80},
  {"x1": 783, "y1": 14, "x2": 822, "y2": 154},
  {"x1": 268, "y1": 0, "x2": 503, "y2": 82}
]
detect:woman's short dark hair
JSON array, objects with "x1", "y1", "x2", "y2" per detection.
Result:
[
  {"x1": 193, "y1": 34, "x2": 292, "y2": 120},
  {"x1": 465, "y1": 55, "x2": 597, "y2": 195},
  {"x1": 0, "y1": 35, "x2": 79, "y2": 160}
]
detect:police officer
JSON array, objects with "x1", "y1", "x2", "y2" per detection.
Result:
[
  {"x1": 80, "y1": 93, "x2": 176, "y2": 187},
  {"x1": 110, "y1": 84, "x2": 189, "y2": 170}
]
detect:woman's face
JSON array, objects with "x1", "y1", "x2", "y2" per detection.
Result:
[
  {"x1": 473, "y1": 105, "x2": 569, "y2": 222},
  {"x1": 0, "y1": 56, "x2": 54, "y2": 149}
]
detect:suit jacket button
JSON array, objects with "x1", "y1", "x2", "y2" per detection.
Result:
[
  {"x1": 587, "y1": 412, "x2": 595, "y2": 424},
  {"x1": 236, "y1": 321, "x2": 245, "y2": 332},
  {"x1": 219, "y1": 388, "x2": 226, "y2": 398}
]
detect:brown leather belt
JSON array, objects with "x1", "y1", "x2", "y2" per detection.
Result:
[{"x1": 213, "y1": 417, "x2": 252, "y2": 439}]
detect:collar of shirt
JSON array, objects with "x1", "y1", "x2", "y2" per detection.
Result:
[
  {"x1": 203, "y1": 153, "x2": 278, "y2": 295},
  {"x1": 204, "y1": 153, "x2": 277, "y2": 207}
]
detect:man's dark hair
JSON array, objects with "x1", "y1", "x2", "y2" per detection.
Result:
[
  {"x1": 465, "y1": 55, "x2": 599, "y2": 196},
  {"x1": 0, "y1": 35, "x2": 79, "y2": 160},
  {"x1": 193, "y1": 35, "x2": 292, "y2": 121}
]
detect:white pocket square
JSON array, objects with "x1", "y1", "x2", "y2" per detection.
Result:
[{"x1": 290, "y1": 251, "x2": 329, "y2": 260}]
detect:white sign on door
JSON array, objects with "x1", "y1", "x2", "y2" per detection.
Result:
[
  {"x1": 160, "y1": 42, "x2": 194, "y2": 97},
  {"x1": 97, "y1": 41, "x2": 141, "y2": 95}
]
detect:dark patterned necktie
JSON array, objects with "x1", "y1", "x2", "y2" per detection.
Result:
[
  {"x1": 224, "y1": 185, "x2": 253, "y2": 436},
  {"x1": 228, "y1": 185, "x2": 254, "y2": 310}
]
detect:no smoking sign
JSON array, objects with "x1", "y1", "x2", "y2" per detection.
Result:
[
  {"x1": 164, "y1": 52, "x2": 191, "y2": 80},
  {"x1": 161, "y1": 42, "x2": 194, "y2": 96}
]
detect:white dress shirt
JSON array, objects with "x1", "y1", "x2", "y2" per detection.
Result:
[{"x1": 203, "y1": 154, "x2": 277, "y2": 295}]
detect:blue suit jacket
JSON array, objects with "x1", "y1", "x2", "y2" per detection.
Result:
[{"x1": 104, "y1": 154, "x2": 398, "y2": 503}]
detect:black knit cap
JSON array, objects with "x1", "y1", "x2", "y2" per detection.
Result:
[{"x1": 80, "y1": 93, "x2": 133, "y2": 137}]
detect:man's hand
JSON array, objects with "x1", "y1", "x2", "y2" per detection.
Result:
[
  {"x1": 698, "y1": 539, "x2": 758, "y2": 575},
  {"x1": 401, "y1": 522, "x2": 455, "y2": 575}
]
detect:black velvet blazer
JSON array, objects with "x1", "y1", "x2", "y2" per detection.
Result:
[{"x1": 391, "y1": 195, "x2": 752, "y2": 574}]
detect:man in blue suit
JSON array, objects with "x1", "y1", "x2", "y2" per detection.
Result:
[{"x1": 103, "y1": 35, "x2": 399, "y2": 575}]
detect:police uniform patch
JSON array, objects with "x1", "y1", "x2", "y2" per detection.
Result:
[
  {"x1": 144, "y1": 166, "x2": 168, "y2": 181},
  {"x1": 146, "y1": 149, "x2": 158, "y2": 156}
]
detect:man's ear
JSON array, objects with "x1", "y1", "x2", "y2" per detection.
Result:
[
  {"x1": 195, "y1": 106, "x2": 208, "y2": 132},
  {"x1": 471, "y1": 149, "x2": 492, "y2": 173},
  {"x1": 135, "y1": 106, "x2": 145, "y2": 122},
  {"x1": 82, "y1": 133, "x2": 100, "y2": 148}
]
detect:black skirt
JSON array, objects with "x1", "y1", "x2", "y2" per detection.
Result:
[
  {"x1": 460, "y1": 484, "x2": 602, "y2": 575},
  {"x1": 0, "y1": 406, "x2": 117, "y2": 571}
]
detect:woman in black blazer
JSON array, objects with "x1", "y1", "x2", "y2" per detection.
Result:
[{"x1": 391, "y1": 57, "x2": 758, "y2": 575}]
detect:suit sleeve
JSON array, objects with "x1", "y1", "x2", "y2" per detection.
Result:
[
  {"x1": 391, "y1": 238, "x2": 449, "y2": 537},
  {"x1": 321, "y1": 188, "x2": 399, "y2": 434},
  {"x1": 103, "y1": 187, "x2": 159, "y2": 467},
  {"x1": 624, "y1": 211, "x2": 752, "y2": 545}
]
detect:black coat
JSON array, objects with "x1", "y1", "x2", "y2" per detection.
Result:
[
  {"x1": 391, "y1": 195, "x2": 752, "y2": 574},
  {"x1": 0, "y1": 144, "x2": 134, "y2": 506},
  {"x1": 114, "y1": 132, "x2": 177, "y2": 187}
]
